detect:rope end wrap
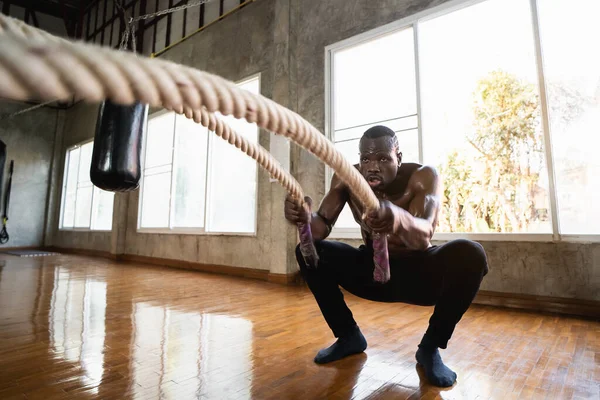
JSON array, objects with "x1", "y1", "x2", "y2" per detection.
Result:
[
  {"x1": 297, "y1": 222, "x2": 319, "y2": 269},
  {"x1": 372, "y1": 233, "x2": 390, "y2": 283}
]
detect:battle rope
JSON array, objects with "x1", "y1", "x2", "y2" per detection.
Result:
[
  {"x1": 0, "y1": 14, "x2": 390, "y2": 282},
  {"x1": 194, "y1": 108, "x2": 318, "y2": 266}
]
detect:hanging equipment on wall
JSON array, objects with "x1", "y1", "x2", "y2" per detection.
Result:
[
  {"x1": 1, "y1": 160, "x2": 13, "y2": 245},
  {"x1": 0, "y1": 140, "x2": 5, "y2": 198},
  {"x1": 90, "y1": 100, "x2": 148, "y2": 192},
  {"x1": 0, "y1": 140, "x2": 6, "y2": 244}
]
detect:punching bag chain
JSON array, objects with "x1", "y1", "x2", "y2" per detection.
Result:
[
  {"x1": 131, "y1": 0, "x2": 214, "y2": 22},
  {"x1": 0, "y1": 99, "x2": 57, "y2": 121},
  {"x1": 116, "y1": 0, "x2": 215, "y2": 52}
]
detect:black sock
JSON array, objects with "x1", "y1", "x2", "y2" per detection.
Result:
[
  {"x1": 415, "y1": 346, "x2": 457, "y2": 387},
  {"x1": 314, "y1": 327, "x2": 367, "y2": 364}
]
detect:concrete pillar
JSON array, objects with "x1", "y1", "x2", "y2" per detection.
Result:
[
  {"x1": 268, "y1": 0, "x2": 300, "y2": 277},
  {"x1": 43, "y1": 108, "x2": 66, "y2": 247},
  {"x1": 110, "y1": 192, "x2": 130, "y2": 257}
]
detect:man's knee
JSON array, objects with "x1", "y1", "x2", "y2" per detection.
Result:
[{"x1": 445, "y1": 239, "x2": 489, "y2": 277}]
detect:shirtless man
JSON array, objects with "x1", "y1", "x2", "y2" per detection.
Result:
[{"x1": 284, "y1": 125, "x2": 488, "y2": 387}]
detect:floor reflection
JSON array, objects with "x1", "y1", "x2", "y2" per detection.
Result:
[
  {"x1": 49, "y1": 267, "x2": 107, "y2": 393},
  {"x1": 131, "y1": 304, "x2": 253, "y2": 399},
  {"x1": 0, "y1": 259, "x2": 39, "y2": 336}
]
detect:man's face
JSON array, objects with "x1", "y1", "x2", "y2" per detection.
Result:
[{"x1": 358, "y1": 136, "x2": 400, "y2": 190}]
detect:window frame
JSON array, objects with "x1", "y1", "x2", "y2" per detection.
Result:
[
  {"x1": 324, "y1": 0, "x2": 600, "y2": 242},
  {"x1": 136, "y1": 73, "x2": 261, "y2": 237},
  {"x1": 58, "y1": 139, "x2": 114, "y2": 232}
]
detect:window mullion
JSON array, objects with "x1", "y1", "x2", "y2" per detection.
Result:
[
  {"x1": 530, "y1": 0, "x2": 561, "y2": 240},
  {"x1": 138, "y1": 119, "x2": 149, "y2": 230},
  {"x1": 73, "y1": 146, "x2": 83, "y2": 228},
  {"x1": 201, "y1": 127, "x2": 210, "y2": 231},
  {"x1": 325, "y1": 47, "x2": 335, "y2": 191},
  {"x1": 204, "y1": 127, "x2": 214, "y2": 232},
  {"x1": 60, "y1": 150, "x2": 71, "y2": 229},
  {"x1": 89, "y1": 186, "x2": 96, "y2": 230},
  {"x1": 413, "y1": 22, "x2": 424, "y2": 164},
  {"x1": 168, "y1": 115, "x2": 177, "y2": 230}
]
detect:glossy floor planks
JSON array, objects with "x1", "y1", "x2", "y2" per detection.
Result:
[{"x1": 0, "y1": 254, "x2": 598, "y2": 399}]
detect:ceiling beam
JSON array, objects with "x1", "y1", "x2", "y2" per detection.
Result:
[
  {"x1": 59, "y1": 0, "x2": 74, "y2": 37},
  {"x1": 76, "y1": 0, "x2": 84, "y2": 38},
  {"x1": 29, "y1": 9, "x2": 40, "y2": 27}
]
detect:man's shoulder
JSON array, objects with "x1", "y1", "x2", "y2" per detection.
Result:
[
  {"x1": 414, "y1": 164, "x2": 439, "y2": 180},
  {"x1": 403, "y1": 163, "x2": 439, "y2": 190}
]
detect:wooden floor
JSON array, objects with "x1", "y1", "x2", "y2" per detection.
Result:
[{"x1": 0, "y1": 254, "x2": 598, "y2": 400}]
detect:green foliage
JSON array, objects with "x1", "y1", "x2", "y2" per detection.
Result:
[{"x1": 439, "y1": 71, "x2": 546, "y2": 232}]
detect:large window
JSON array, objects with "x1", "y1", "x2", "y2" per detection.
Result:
[
  {"x1": 419, "y1": 0, "x2": 550, "y2": 235},
  {"x1": 331, "y1": 28, "x2": 419, "y2": 230},
  {"x1": 60, "y1": 141, "x2": 114, "y2": 231},
  {"x1": 138, "y1": 75, "x2": 259, "y2": 235},
  {"x1": 326, "y1": 0, "x2": 600, "y2": 240},
  {"x1": 537, "y1": 0, "x2": 600, "y2": 235}
]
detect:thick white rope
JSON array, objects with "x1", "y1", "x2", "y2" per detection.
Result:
[
  {"x1": 197, "y1": 108, "x2": 304, "y2": 202},
  {"x1": 0, "y1": 14, "x2": 380, "y2": 211}
]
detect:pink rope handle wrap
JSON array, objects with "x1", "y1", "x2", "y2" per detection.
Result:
[
  {"x1": 372, "y1": 233, "x2": 390, "y2": 283},
  {"x1": 297, "y1": 222, "x2": 319, "y2": 268}
]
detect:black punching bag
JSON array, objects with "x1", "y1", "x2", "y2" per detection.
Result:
[{"x1": 90, "y1": 100, "x2": 148, "y2": 192}]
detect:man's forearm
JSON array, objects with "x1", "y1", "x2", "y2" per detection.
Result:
[
  {"x1": 393, "y1": 207, "x2": 433, "y2": 250},
  {"x1": 310, "y1": 213, "x2": 331, "y2": 241}
]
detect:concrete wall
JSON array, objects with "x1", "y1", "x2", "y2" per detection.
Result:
[
  {"x1": 0, "y1": 100, "x2": 61, "y2": 248},
  {"x1": 0, "y1": 2, "x2": 69, "y2": 38},
  {"x1": 45, "y1": 0, "x2": 599, "y2": 301},
  {"x1": 479, "y1": 241, "x2": 600, "y2": 301}
]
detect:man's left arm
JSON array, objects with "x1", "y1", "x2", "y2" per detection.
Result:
[{"x1": 396, "y1": 166, "x2": 441, "y2": 249}]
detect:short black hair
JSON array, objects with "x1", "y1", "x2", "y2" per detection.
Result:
[{"x1": 360, "y1": 125, "x2": 399, "y2": 150}]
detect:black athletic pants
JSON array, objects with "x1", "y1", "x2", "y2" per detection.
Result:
[{"x1": 296, "y1": 239, "x2": 488, "y2": 349}]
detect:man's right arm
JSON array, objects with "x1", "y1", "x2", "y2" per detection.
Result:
[
  {"x1": 284, "y1": 173, "x2": 349, "y2": 241},
  {"x1": 310, "y1": 173, "x2": 349, "y2": 240}
]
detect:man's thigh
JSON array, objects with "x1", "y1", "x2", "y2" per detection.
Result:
[
  {"x1": 341, "y1": 247, "x2": 445, "y2": 306},
  {"x1": 315, "y1": 240, "x2": 374, "y2": 280}
]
